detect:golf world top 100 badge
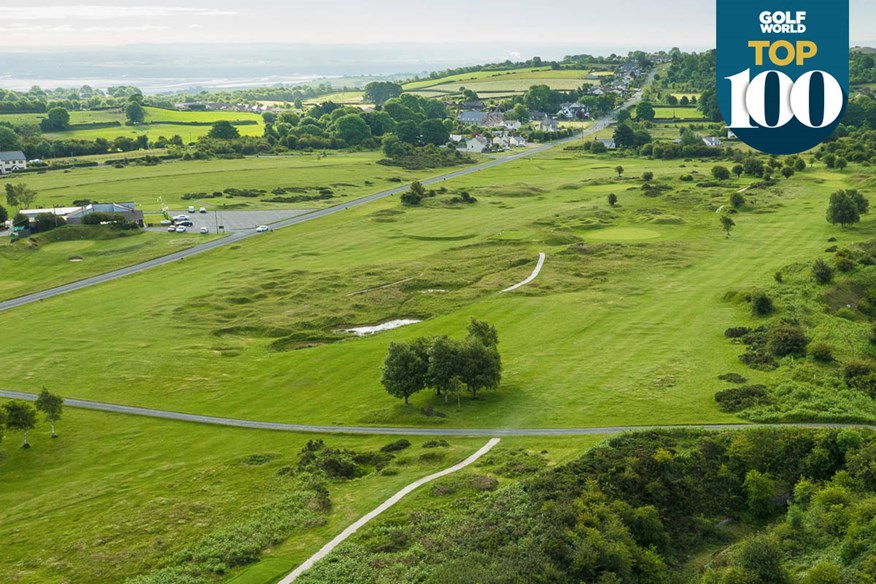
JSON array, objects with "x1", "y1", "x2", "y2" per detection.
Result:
[{"x1": 717, "y1": 0, "x2": 849, "y2": 155}]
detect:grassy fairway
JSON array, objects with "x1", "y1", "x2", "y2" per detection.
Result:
[
  {"x1": 403, "y1": 67, "x2": 603, "y2": 97},
  {"x1": 0, "y1": 144, "x2": 868, "y2": 430},
  {"x1": 0, "y1": 405, "x2": 492, "y2": 584},
  {"x1": 0, "y1": 227, "x2": 222, "y2": 301},
  {"x1": 1, "y1": 152, "x2": 426, "y2": 212}
]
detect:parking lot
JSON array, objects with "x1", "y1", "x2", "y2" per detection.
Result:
[{"x1": 149, "y1": 209, "x2": 315, "y2": 234}]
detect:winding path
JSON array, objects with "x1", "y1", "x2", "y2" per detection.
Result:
[
  {"x1": 1, "y1": 389, "x2": 873, "y2": 436},
  {"x1": 277, "y1": 438, "x2": 501, "y2": 583},
  {"x1": 501, "y1": 252, "x2": 546, "y2": 292}
]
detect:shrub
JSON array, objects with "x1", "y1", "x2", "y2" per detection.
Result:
[
  {"x1": 715, "y1": 385, "x2": 770, "y2": 412},
  {"x1": 808, "y1": 343, "x2": 834, "y2": 363},
  {"x1": 774, "y1": 271, "x2": 783, "y2": 283},
  {"x1": 680, "y1": 174, "x2": 693, "y2": 182},
  {"x1": 813, "y1": 259, "x2": 834, "y2": 284},
  {"x1": 836, "y1": 256, "x2": 856, "y2": 272},
  {"x1": 642, "y1": 171, "x2": 654, "y2": 181},
  {"x1": 718, "y1": 373, "x2": 748, "y2": 384},
  {"x1": 423, "y1": 439, "x2": 450, "y2": 448},
  {"x1": 750, "y1": 291, "x2": 774, "y2": 316},
  {"x1": 725, "y1": 327, "x2": 752, "y2": 339},
  {"x1": 766, "y1": 322, "x2": 808, "y2": 357},
  {"x1": 380, "y1": 439, "x2": 411, "y2": 453}
]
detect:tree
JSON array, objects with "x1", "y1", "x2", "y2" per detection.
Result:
[
  {"x1": 35, "y1": 387, "x2": 63, "y2": 438},
  {"x1": 848, "y1": 189, "x2": 869, "y2": 214},
  {"x1": 635, "y1": 101, "x2": 655, "y2": 121},
  {"x1": 826, "y1": 190, "x2": 861, "y2": 228},
  {"x1": 793, "y1": 157, "x2": 807, "y2": 172},
  {"x1": 3, "y1": 400, "x2": 38, "y2": 448},
  {"x1": 732, "y1": 164, "x2": 744, "y2": 177},
  {"x1": 381, "y1": 342, "x2": 427, "y2": 404},
  {"x1": 835, "y1": 157, "x2": 847, "y2": 171},
  {"x1": 333, "y1": 114, "x2": 371, "y2": 145},
  {"x1": 720, "y1": 214, "x2": 735, "y2": 237},
  {"x1": 615, "y1": 109, "x2": 631, "y2": 123},
  {"x1": 466, "y1": 318, "x2": 498, "y2": 348},
  {"x1": 0, "y1": 202, "x2": 8, "y2": 224},
  {"x1": 207, "y1": 121, "x2": 240, "y2": 140},
  {"x1": 427, "y1": 336, "x2": 462, "y2": 404},
  {"x1": 41, "y1": 107, "x2": 70, "y2": 131},
  {"x1": 712, "y1": 165, "x2": 730, "y2": 180},
  {"x1": 420, "y1": 119, "x2": 449, "y2": 146},
  {"x1": 5, "y1": 183, "x2": 37, "y2": 209},
  {"x1": 730, "y1": 192, "x2": 745, "y2": 209},
  {"x1": 125, "y1": 102, "x2": 146, "y2": 124},
  {"x1": 363, "y1": 81, "x2": 403, "y2": 106},
  {"x1": 642, "y1": 171, "x2": 654, "y2": 182},
  {"x1": 613, "y1": 123, "x2": 636, "y2": 148},
  {"x1": 457, "y1": 337, "x2": 501, "y2": 399},
  {"x1": 0, "y1": 126, "x2": 22, "y2": 151},
  {"x1": 608, "y1": 193, "x2": 618, "y2": 207},
  {"x1": 401, "y1": 181, "x2": 426, "y2": 205},
  {"x1": 802, "y1": 562, "x2": 842, "y2": 584},
  {"x1": 781, "y1": 167, "x2": 794, "y2": 179},
  {"x1": 614, "y1": 165, "x2": 624, "y2": 178}
]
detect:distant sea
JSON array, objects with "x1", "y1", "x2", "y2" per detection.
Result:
[{"x1": 0, "y1": 42, "x2": 706, "y2": 94}]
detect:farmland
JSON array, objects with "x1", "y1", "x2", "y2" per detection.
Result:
[
  {"x1": 403, "y1": 67, "x2": 609, "y2": 98},
  {"x1": 0, "y1": 106, "x2": 264, "y2": 142},
  {"x1": 0, "y1": 152, "x2": 427, "y2": 212}
]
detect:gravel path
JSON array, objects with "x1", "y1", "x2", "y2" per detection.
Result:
[
  {"x1": 1, "y1": 390, "x2": 873, "y2": 436},
  {"x1": 277, "y1": 438, "x2": 501, "y2": 583},
  {"x1": 501, "y1": 252, "x2": 545, "y2": 292}
]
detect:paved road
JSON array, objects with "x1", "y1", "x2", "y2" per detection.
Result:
[
  {"x1": 0, "y1": 114, "x2": 616, "y2": 314},
  {"x1": 2, "y1": 389, "x2": 873, "y2": 436},
  {"x1": 278, "y1": 438, "x2": 501, "y2": 583}
]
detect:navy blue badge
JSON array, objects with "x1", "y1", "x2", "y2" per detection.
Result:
[{"x1": 717, "y1": 0, "x2": 849, "y2": 154}]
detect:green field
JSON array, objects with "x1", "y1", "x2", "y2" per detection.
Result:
[
  {"x1": 651, "y1": 106, "x2": 706, "y2": 119},
  {"x1": 1, "y1": 152, "x2": 426, "y2": 212},
  {"x1": 0, "y1": 106, "x2": 264, "y2": 142},
  {"x1": 0, "y1": 145, "x2": 866, "y2": 433},
  {"x1": 0, "y1": 404, "x2": 495, "y2": 584},
  {"x1": 0, "y1": 227, "x2": 222, "y2": 301},
  {"x1": 403, "y1": 67, "x2": 605, "y2": 98}
]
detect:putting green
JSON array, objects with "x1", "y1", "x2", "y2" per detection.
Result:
[{"x1": 585, "y1": 227, "x2": 662, "y2": 241}]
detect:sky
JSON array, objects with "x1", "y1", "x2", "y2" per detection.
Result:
[{"x1": 1, "y1": 0, "x2": 871, "y2": 50}]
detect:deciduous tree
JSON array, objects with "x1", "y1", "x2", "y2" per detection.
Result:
[
  {"x1": 3, "y1": 400, "x2": 37, "y2": 448},
  {"x1": 381, "y1": 342, "x2": 428, "y2": 404},
  {"x1": 35, "y1": 387, "x2": 63, "y2": 438}
]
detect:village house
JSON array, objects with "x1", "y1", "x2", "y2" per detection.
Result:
[
  {"x1": 702, "y1": 136, "x2": 723, "y2": 147},
  {"x1": 19, "y1": 202, "x2": 145, "y2": 227},
  {"x1": 0, "y1": 151, "x2": 27, "y2": 174},
  {"x1": 458, "y1": 111, "x2": 487, "y2": 125},
  {"x1": 537, "y1": 115, "x2": 559, "y2": 132},
  {"x1": 502, "y1": 120, "x2": 522, "y2": 131},
  {"x1": 464, "y1": 135, "x2": 491, "y2": 153},
  {"x1": 558, "y1": 102, "x2": 589, "y2": 120}
]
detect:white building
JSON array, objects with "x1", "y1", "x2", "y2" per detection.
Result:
[
  {"x1": 0, "y1": 151, "x2": 27, "y2": 174},
  {"x1": 465, "y1": 136, "x2": 491, "y2": 153}
]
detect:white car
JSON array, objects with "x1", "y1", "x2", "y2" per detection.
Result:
[
  {"x1": 159, "y1": 219, "x2": 172, "y2": 226},
  {"x1": 199, "y1": 207, "x2": 207, "y2": 213},
  {"x1": 175, "y1": 225, "x2": 187, "y2": 233},
  {"x1": 199, "y1": 227, "x2": 208, "y2": 234},
  {"x1": 173, "y1": 214, "x2": 189, "y2": 222},
  {"x1": 167, "y1": 225, "x2": 177, "y2": 232},
  {"x1": 256, "y1": 225, "x2": 269, "y2": 232}
]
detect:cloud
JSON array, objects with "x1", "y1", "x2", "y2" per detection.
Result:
[
  {"x1": 0, "y1": 23, "x2": 169, "y2": 33},
  {"x1": 0, "y1": 6, "x2": 237, "y2": 21}
]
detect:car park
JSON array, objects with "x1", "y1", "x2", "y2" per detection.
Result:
[
  {"x1": 256, "y1": 225, "x2": 269, "y2": 232},
  {"x1": 175, "y1": 225, "x2": 187, "y2": 233}
]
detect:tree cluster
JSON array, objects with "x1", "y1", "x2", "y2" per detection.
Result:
[
  {"x1": 381, "y1": 319, "x2": 502, "y2": 405},
  {"x1": 1, "y1": 389, "x2": 63, "y2": 448}
]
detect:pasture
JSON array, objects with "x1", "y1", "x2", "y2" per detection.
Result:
[{"x1": 0, "y1": 152, "x2": 425, "y2": 213}]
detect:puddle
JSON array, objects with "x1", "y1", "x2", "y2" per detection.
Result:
[{"x1": 345, "y1": 319, "x2": 421, "y2": 336}]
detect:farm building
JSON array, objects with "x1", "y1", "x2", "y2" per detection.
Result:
[{"x1": 0, "y1": 151, "x2": 27, "y2": 174}]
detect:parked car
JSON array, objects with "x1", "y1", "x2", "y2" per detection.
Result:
[
  {"x1": 159, "y1": 219, "x2": 172, "y2": 226},
  {"x1": 199, "y1": 227, "x2": 209, "y2": 234},
  {"x1": 188, "y1": 205, "x2": 196, "y2": 213},
  {"x1": 177, "y1": 220, "x2": 193, "y2": 226},
  {"x1": 173, "y1": 214, "x2": 189, "y2": 222},
  {"x1": 199, "y1": 207, "x2": 207, "y2": 213},
  {"x1": 167, "y1": 226, "x2": 177, "y2": 232},
  {"x1": 175, "y1": 225, "x2": 187, "y2": 233},
  {"x1": 256, "y1": 225, "x2": 269, "y2": 232}
]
